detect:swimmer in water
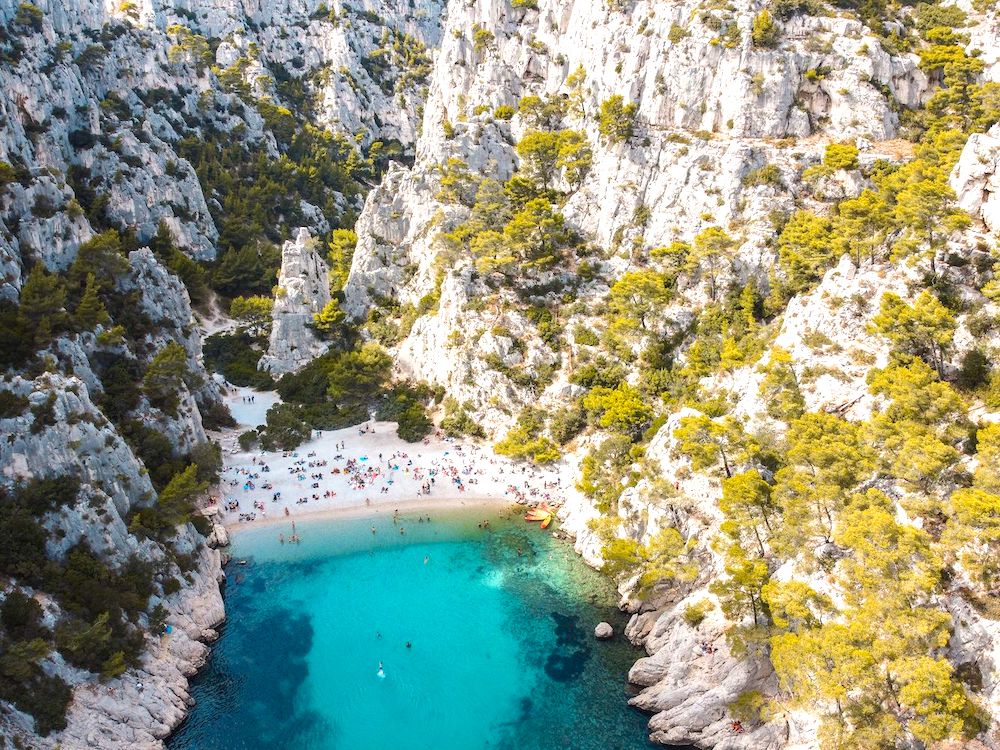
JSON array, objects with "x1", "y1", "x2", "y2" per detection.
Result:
[{"x1": 377, "y1": 662, "x2": 385, "y2": 679}]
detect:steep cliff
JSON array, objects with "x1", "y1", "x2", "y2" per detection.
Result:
[
  {"x1": 338, "y1": 0, "x2": 1000, "y2": 748},
  {"x1": 0, "y1": 0, "x2": 442, "y2": 745},
  {"x1": 2, "y1": 0, "x2": 1000, "y2": 747}
]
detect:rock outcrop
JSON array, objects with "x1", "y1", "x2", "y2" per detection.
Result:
[
  {"x1": 952, "y1": 123, "x2": 1000, "y2": 235},
  {"x1": 0, "y1": 371, "x2": 225, "y2": 749},
  {"x1": 259, "y1": 227, "x2": 332, "y2": 375}
]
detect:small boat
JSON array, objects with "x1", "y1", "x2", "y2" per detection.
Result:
[{"x1": 524, "y1": 503, "x2": 555, "y2": 529}]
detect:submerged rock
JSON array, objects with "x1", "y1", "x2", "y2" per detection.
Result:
[{"x1": 595, "y1": 622, "x2": 614, "y2": 640}]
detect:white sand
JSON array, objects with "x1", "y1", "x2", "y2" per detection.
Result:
[
  {"x1": 224, "y1": 386, "x2": 280, "y2": 429},
  {"x1": 212, "y1": 401, "x2": 571, "y2": 530}
]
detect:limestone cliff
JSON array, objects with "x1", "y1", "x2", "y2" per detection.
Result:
[
  {"x1": 2, "y1": 0, "x2": 999, "y2": 747},
  {"x1": 0, "y1": 0, "x2": 443, "y2": 745},
  {"x1": 259, "y1": 228, "x2": 332, "y2": 375},
  {"x1": 338, "y1": 0, "x2": 1000, "y2": 748}
]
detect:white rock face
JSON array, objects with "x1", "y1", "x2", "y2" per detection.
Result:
[
  {"x1": 0, "y1": 372, "x2": 225, "y2": 749},
  {"x1": 952, "y1": 123, "x2": 1000, "y2": 235},
  {"x1": 0, "y1": 374, "x2": 154, "y2": 518},
  {"x1": 0, "y1": 0, "x2": 443, "y2": 300},
  {"x1": 50, "y1": 540, "x2": 225, "y2": 750},
  {"x1": 259, "y1": 227, "x2": 332, "y2": 375},
  {"x1": 628, "y1": 604, "x2": 786, "y2": 750},
  {"x1": 342, "y1": 0, "x2": 935, "y2": 435}
]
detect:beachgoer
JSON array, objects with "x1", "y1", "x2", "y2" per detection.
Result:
[{"x1": 377, "y1": 662, "x2": 385, "y2": 679}]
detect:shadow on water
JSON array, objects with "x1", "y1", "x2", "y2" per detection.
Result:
[
  {"x1": 170, "y1": 511, "x2": 686, "y2": 750},
  {"x1": 169, "y1": 563, "x2": 334, "y2": 750},
  {"x1": 544, "y1": 612, "x2": 590, "y2": 682}
]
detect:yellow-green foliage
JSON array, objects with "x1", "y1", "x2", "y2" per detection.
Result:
[
  {"x1": 597, "y1": 95, "x2": 638, "y2": 143},
  {"x1": 494, "y1": 408, "x2": 561, "y2": 464},
  {"x1": 601, "y1": 528, "x2": 699, "y2": 594},
  {"x1": 166, "y1": 24, "x2": 212, "y2": 73},
  {"x1": 751, "y1": 9, "x2": 780, "y2": 47}
]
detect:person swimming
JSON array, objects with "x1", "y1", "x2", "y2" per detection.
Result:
[{"x1": 377, "y1": 661, "x2": 385, "y2": 679}]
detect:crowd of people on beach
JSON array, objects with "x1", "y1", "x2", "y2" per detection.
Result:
[{"x1": 217, "y1": 431, "x2": 565, "y2": 524}]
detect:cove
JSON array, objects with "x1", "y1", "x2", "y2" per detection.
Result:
[{"x1": 168, "y1": 506, "x2": 657, "y2": 750}]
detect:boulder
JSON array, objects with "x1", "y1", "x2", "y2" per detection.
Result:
[{"x1": 595, "y1": 622, "x2": 614, "y2": 640}]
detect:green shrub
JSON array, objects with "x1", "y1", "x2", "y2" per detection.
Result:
[
  {"x1": 188, "y1": 441, "x2": 222, "y2": 484},
  {"x1": 1, "y1": 590, "x2": 48, "y2": 641},
  {"x1": 598, "y1": 95, "x2": 638, "y2": 144},
  {"x1": 668, "y1": 23, "x2": 688, "y2": 43},
  {"x1": 573, "y1": 325, "x2": 600, "y2": 346},
  {"x1": 742, "y1": 163, "x2": 783, "y2": 188},
  {"x1": 441, "y1": 398, "x2": 486, "y2": 438},
  {"x1": 550, "y1": 402, "x2": 587, "y2": 444},
  {"x1": 823, "y1": 142, "x2": 859, "y2": 171},
  {"x1": 238, "y1": 430, "x2": 259, "y2": 451},
  {"x1": 570, "y1": 357, "x2": 626, "y2": 389},
  {"x1": 203, "y1": 332, "x2": 275, "y2": 390},
  {"x1": 957, "y1": 349, "x2": 991, "y2": 390},
  {"x1": 258, "y1": 403, "x2": 313, "y2": 450},
  {"x1": 15, "y1": 476, "x2": 80, "y2": 516},
  {"x1": 493, "y1": 104, "x2": 516, "y2": 120},
  {"x1": 494, "y1": 407, "x2": 561, "y2": 464},
  {"x1": 0, "y1": 389, "x2": 29, "y2": 418},
  {"x1": 0, "y1": 500, "x2": 49, "y2": 583},
  {"x1": 396, "y1": 401, "x2": 433, "y2": 442},
  {"x1": 751, "y1": 9, "x2": 780, "y2": 47},
  {"x1": 14, "y1": 2, "x2": 44, "y2": 32},
  {"x1": 683, "y1": 599, "x2": 713, "y2": 627},
  {"x1": 0, "y1": 661, "x2": 71, "y2": 736},
  {"x1": 729, "y1": 689, "x2": 769, "y2": 724},
  {"x1": 472, "y1": 24, "x2": 494, "y2": 53},
  {"x1": 29, "y1": 393, "x2": 57, "y2": 434}
]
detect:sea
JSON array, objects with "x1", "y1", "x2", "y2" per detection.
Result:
[{"x1": 167, "y1": 506, "x2": 661, "y2": 750}]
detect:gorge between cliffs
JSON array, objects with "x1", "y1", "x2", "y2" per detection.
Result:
[{"x1": 1, "y1": 0, "x2": 1000, "y2": 748}]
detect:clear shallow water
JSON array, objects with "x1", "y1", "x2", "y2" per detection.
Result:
[{"x1": 168, "y1": 507, "x2": 657, "y2": 750}]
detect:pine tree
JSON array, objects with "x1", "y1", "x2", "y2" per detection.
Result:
[
  {"x1": 687, "y1": 227, "x2": 736, "y2": 300},
  {"x1": 75, "y1": 273, "x2": 110, "y2": 330}
]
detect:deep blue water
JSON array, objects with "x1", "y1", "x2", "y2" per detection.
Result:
[{"x1": 168, "y1": 507, "x2": 657, "y2": 750}]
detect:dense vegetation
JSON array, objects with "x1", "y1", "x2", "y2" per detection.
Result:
[
  {"x1": 421, "y1": 4, "x2": 1000, "y2": 748},
  {"x1": 2, "y1": 0, "x2": 1000, "y2": 745},
  {"x1": 0, "y1": 476, "x2": 199, "y2": 734}
]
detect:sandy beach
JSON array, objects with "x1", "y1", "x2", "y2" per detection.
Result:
[{"x1": 211, "y1": 386, "x2": 572, "y2": 531}]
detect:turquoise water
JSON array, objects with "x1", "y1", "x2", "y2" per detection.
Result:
[{"x1": 168, "y1": 507, "x2": 656, "y2": 750}]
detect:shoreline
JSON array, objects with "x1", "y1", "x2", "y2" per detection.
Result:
[
  {"x1": 224, "y1": 494, "x2": 521, "y2": 533},
  {"x1": 210, "y1": 387, "x2": 575, "y2": 536}
]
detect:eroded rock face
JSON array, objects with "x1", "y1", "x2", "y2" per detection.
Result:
[
  {"x1": 49, "y1": 539, "x2": 225, "y2": 750},
  {"x1": 0, "y1": 374, "x2": 154, "y2": 519},
  {"x1": 628, "y1": 606, "x2": 785, "y2": 750},
  {"x1": 952, "y1": 123, "x2": 1000, "y2": 236},
  {"x1": 0, "y1": 371, "x2": 225, "y2": 749},
  {"x1": 341, "y1": 0, "x2": 937, "y2": 438},
  {"x1": 259, "y1": 227, "x2": 332, "y2": 375},
  {"x1": 0, "y1": 0, "x2": 442, "y2": 301}
]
